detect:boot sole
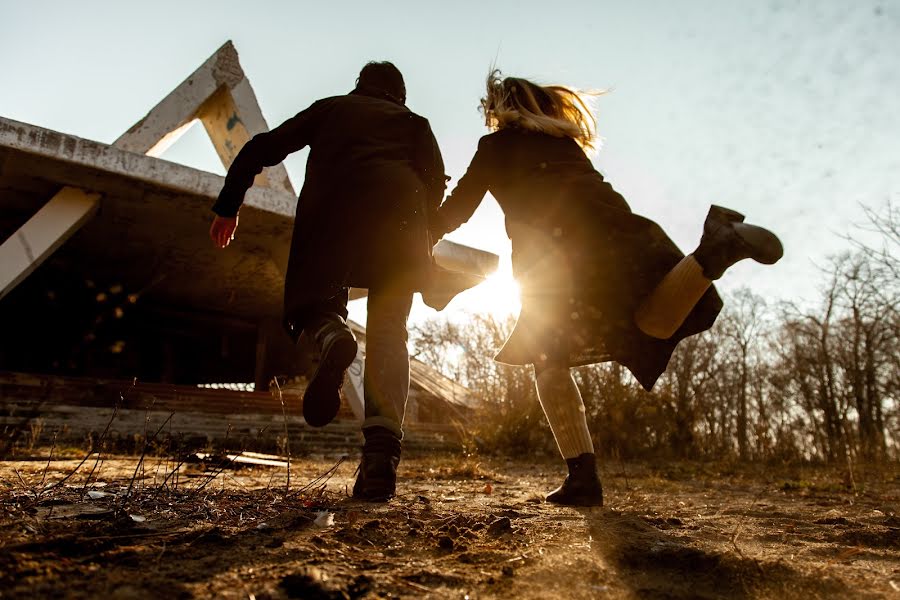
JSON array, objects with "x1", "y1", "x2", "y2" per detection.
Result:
[
  {"x1": 546, "y1": 493, "x2": 604, "y2": 507},
  {"x1": 351, "y1": 488, "x2": 395, "y2": 502},
  {"x1": 352, "y1": 475, "x2": 396, "y2": 502},
  {"x1": 734, "y1": 222, "x2": 784, "y2": 265},
  {"x1": 303, "y1": 335, "x2": 358, "y2": 427}
]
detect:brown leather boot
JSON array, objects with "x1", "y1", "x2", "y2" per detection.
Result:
[
  {"x1": 303, "y1": 314, "x2": 357, "y2": 427},
  {"x1": 692, "y1": 205, "x2": 783, "y2": 280},
  {"x1": 352, "y1": 426, "x2": 401, "y2": 502},
  {"x1": 546, "y1": 453, "x2": 604, "y2": 507}
]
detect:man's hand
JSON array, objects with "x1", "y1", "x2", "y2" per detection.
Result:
[{"x1": 210, "y1": 215, "x2": 239, "y2": 248}]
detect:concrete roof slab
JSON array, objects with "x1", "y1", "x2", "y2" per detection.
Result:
[{"x1": 0, "y1": 117, "x2": 295, "y2": 320}]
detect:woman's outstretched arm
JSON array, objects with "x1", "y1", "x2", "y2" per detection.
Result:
[{"x1": 431, "y1": 136, "x2": 493, "y2": 240}]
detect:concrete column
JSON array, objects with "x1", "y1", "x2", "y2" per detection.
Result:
[{"x1": 0, "y1": 187, "x2": 100, "y2": 301}]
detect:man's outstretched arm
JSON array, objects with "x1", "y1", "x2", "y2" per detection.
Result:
[{"x1": 209, "y1": 99, "x2": 325, "y2": 246}]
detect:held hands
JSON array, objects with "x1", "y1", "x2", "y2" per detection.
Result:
[{"x1": 210, "y1": 215, "x2": 239, "y2": 248}]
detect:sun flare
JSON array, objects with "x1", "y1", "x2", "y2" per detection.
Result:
[{"x1": 454, "y1": 268, "x2": 521, "y2": 318}]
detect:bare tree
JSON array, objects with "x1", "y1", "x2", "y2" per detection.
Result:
[
  {"x1": 849, "y1": 200, "x2": 900, "y2": 280},
  {"x1": 717, "y1": 289, "x2": 771, "y2": 460},
  {"x1": 653, "y1": 333, "x2": 719, "y2": 458},
  {"x1": 409, "y1": 230, "x2": 898, "y2": 463}
]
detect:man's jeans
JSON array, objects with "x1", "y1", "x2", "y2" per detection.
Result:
[
  {"x1": 302, "y1": 286, "x2": 412, "y2": 438},
  {"x1": 361, "y1": 289, "x2": 413, "y2": 438}
]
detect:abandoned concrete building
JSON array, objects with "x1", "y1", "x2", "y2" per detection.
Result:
[{"x1": 0, "y1": 42, "x2": 477, "y2": 449}]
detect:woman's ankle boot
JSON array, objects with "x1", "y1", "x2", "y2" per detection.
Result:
[
  {"x1": 692, "y1": 205, "x2": 783, "y2": 280},
  {"x1": 546, "y1": 453, "x2": 603, "y2": 507}
]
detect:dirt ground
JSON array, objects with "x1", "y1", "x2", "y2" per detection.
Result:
[{"x1": 1, "y1": 450, "x2": 898, "y2": 599}]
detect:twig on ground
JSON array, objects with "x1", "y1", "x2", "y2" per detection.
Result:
[
  {"x1": 191, "y1": 448, "x2": 247, "y2": 496},
  {"x1": 292, "y1": 455, "x2": 347, "y2": 497},
  {"x1": 136, "y1": 396, "x2": 158, "y2": 494},
  {"x1": 38, "y1": 430, "x2": 59, "y2": 489},
  {"x1": 729, "y1": 489, "x2": 766, "y2": 573},
  {"x1": 80, "y1": 449, "x2": 105, "y2": 496},
  {"x1": 224, "y1": 473, "x2": 252, "y2": 492},
  {"x1": 395, "y1": 578, "x2": 433, "y2": 593},
  {"x1": 266, "y1": 464, "x2": 279, "y2": 490},
  {"x1": 151, "y1": 435, "x2": 191, "y2": 495},
  {"x1": 36, "y1": 404, "x2": 120, "y2": 498},
  {"x1": 13, "y1": 469, "x2": 30, "y2": 494},
  {"x1": 271, "y1": 377, "x2": 292, "y2": 492},
  {"x1": 155, "y1": 454, "x2": 190, "y2": 495},
  {"x1": 730, "y1": 520, "x2": 748, "y2": 560},
  {"x1": 118, "y1": 411, "x2": 175, "y2": 512}
]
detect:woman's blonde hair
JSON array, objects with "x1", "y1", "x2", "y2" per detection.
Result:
[{"x1": 481, "y1": 70, "x2": 601, "y2": 151}]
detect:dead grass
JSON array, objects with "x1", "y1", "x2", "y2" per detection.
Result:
[{"x1": 1, "y1": 452, "x2": 898, "y2": 599}]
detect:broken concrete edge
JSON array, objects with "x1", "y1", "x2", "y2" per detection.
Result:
[
  {"x1": 0, "y1": 116, "x2": 297, "y2": 218},
  {"x1": 113, "y1": 41, "x2": 243, "y2": 154}
]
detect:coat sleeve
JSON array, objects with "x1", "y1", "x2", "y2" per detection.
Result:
[
  {"x1": 212, "y1": 100, "x2": 327, "y2": 217},
  {"x1": 411, "y1": 117, "x2": 447, "y2": 233},
  {"x1": 432, "y1": 136, "x2": 493, "y2": 238}
]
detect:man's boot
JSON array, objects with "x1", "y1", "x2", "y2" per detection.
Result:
[
  {"x1": 303, "y1": 314, "x2": 358, "y2": 427},
  {"x1": 352, "y1": 426, "x2": 401, "y2": 502},
  {"x1": 692, "y1": 205, "x2": 784, "y2": 280},
  {"x1": 546, "y1": 453, "x2": 604, "y2": 507}
]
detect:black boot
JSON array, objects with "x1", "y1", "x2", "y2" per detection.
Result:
[
  {"x1": 692, "y1": 205, "x2": 784, "y2": 280},
  {"x1": 302, "y1": 314, "x2": 358, "y2": 428},
  {"x1": 546, "y1": 453, "x2": 604, "y2": 507},
  {"x1": 352, "y1": 426, "x2": 401, "y2": 502}
]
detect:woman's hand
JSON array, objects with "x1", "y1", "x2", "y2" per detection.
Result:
[{"x1": 210, "y1": 215, "x2": 239, "y2": 248}]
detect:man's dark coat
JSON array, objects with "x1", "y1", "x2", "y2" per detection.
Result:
[{"x1": 213, "y1": 91, "x2": 445, "y2": 333}]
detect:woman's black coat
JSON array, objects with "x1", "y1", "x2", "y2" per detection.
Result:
[
  {"x1": 434, "y1": 127, "x2": 722, "y2": 390},
  {"x1": 213, "y1": 92, "x2": 446, "y2": 331}
]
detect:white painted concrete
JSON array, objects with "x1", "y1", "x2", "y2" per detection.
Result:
[{"x1": 0, "y1": 187, "x2": 100, "y2": 300}]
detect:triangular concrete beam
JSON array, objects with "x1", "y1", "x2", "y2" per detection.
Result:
[{"x1": 115, "y1": 41, "x2": 295, "y2": 196}]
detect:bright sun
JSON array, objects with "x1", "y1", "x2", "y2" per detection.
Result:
[
  {"x1": 453, "y1": 267, "x2": 521, "y2": 318},
  {"x1": 347, "y1": 264, "x2": 522, "y2": 325}
]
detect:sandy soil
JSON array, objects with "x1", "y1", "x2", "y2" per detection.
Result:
[{"x1": 1, "y1": 451, "x2": 898, "y2": 599}]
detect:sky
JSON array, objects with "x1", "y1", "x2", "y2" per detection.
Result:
[{"x1": 2, "y1": 0, "x2": 898, "y2": 326}]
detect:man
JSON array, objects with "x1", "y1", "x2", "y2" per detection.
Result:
[{"x1": 209, "y1": 62, "x2": 446, "y2": 501}]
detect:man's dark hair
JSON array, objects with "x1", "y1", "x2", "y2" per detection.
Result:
[{"x1": 356, "y1": 61, "x2": 406, "y2": 105}]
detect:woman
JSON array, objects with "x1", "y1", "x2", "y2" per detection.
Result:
[{"x1": 432, "y1": 71, "x2": 782, "y2": 507}]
